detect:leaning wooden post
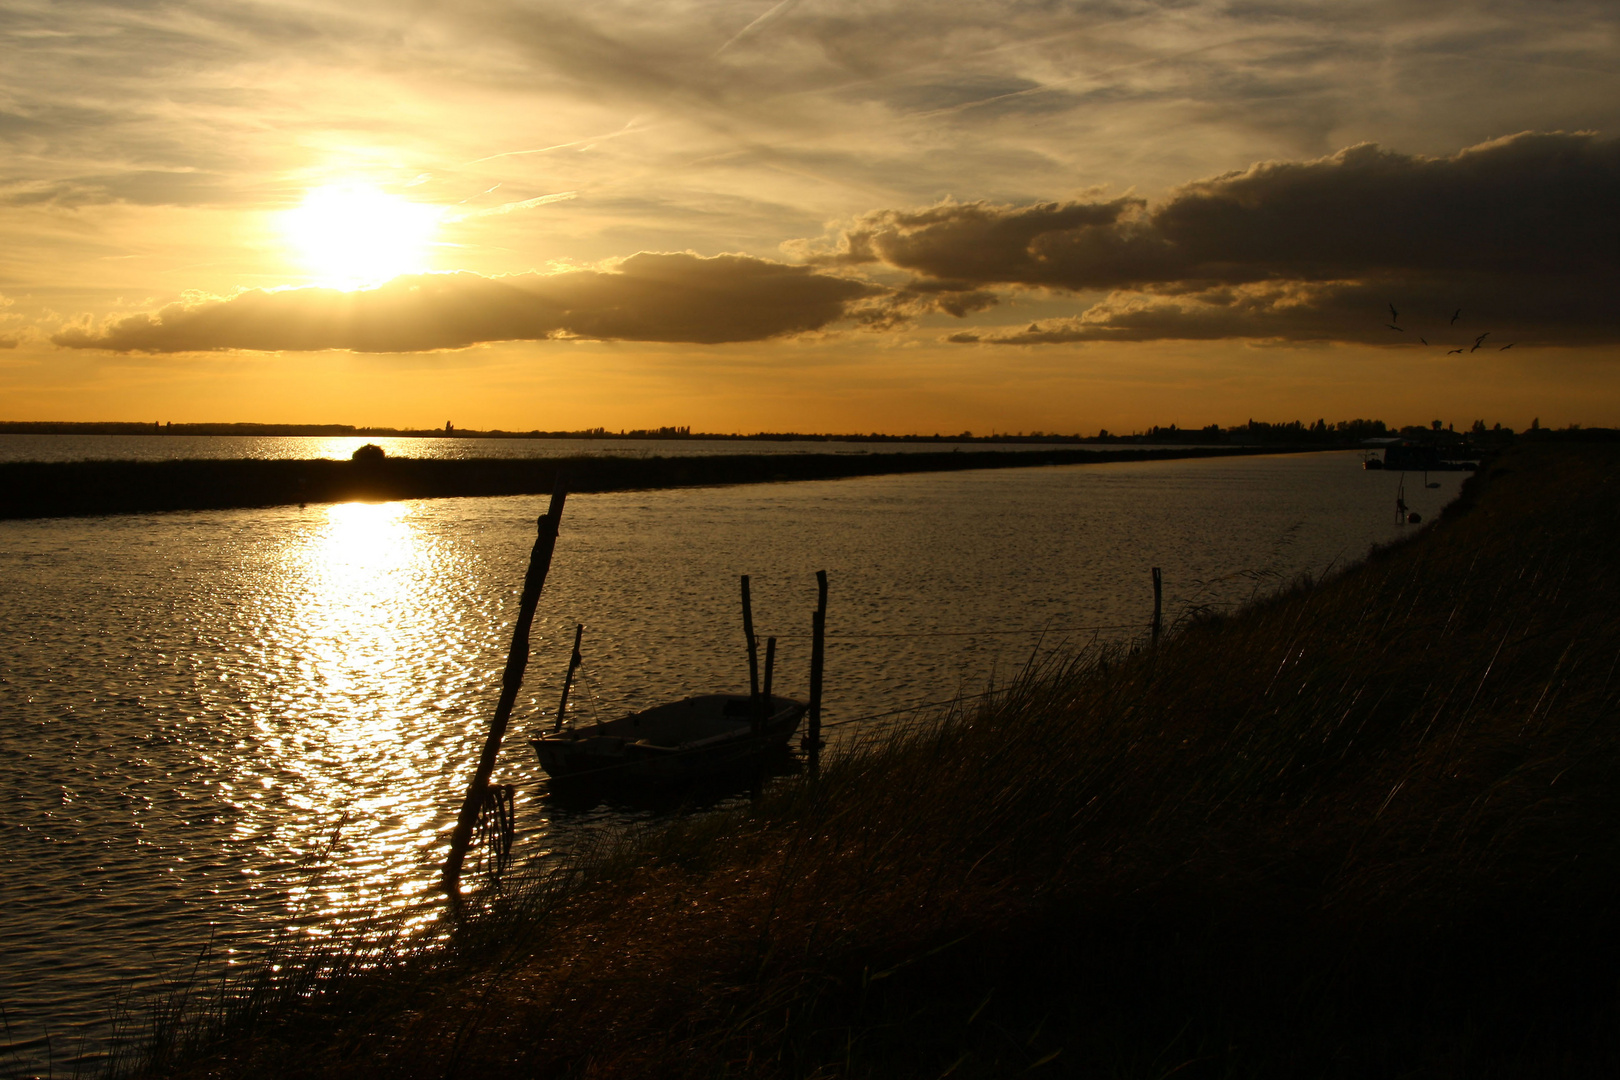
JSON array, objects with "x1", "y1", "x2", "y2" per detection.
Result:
[
  {"x1": 552, "y1": 623, "x2": 584, "y2": 732},
  {"x1": 1151, "y1": 567, "x2": 1163, "y2": 645},
  {"x1": 443, "y1": 483, "x2": 567, "y2": 894},
  {"x1": 741, "y1": 575, "x2": 761, "y2": 728},
  {"x1": 806, "y1": 570, "x2": 827, "y2": 773}
]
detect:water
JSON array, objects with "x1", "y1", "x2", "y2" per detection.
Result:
[
  {"x1": 0, "y1": 433, "x2": 1098, "y2": 465},
  {"x1": 0, "y1": 452, "x2": 1460, "y2": 1074}
]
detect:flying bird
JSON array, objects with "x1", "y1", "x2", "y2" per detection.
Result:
[
  {"x1": 1447, "y1": 348, "x2": 1464, "y2": 354},
  {"x1": 1471, "y1": 332, "x2": 1491, "y2": 352},
  {"x1": 1420, "y1": 337, "x2": 1429, "y2": 345},
  {"x1": 1500, "y1": 343, "x2": 1515, "y2": 350},
  {"x1": 1385, "y1": 323, "x2": 1404, "y2": 332},
  {"x1": 1450, "y1": 308, "x2": 1461, "y2": 325},
  {"x1": 1389, "y1": 302, "x2": 1399, "y2": 323}
]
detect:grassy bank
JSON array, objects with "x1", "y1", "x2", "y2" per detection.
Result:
[
  {"x1": 142, "y1": 441, "x2": 1619, "y2": 1078},
  {"x1": 2, "y1": 446, "x2": 1287, "y2": 520}
]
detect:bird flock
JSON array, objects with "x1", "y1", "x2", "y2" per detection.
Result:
[{"x1": 1385, "y1": 302, "x2": 1514, "y2": 353}]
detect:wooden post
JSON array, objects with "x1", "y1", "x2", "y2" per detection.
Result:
[
  {"x1": 763, "y1": 636, "x2": 776, "y2": 706},
  {"x1": 1151, "y1": 567, "x2": 1163, "y2": 645},
  {"x1": 741, "y1": 574, "x2": 761, "y2": 727},
  {"x1": 756, "y1": 635, "x2": 777, "y2": 765},
  {"x1": 806, "y1": 570, "x2": 827, "y2": 772},
  {"x1": 552, "y1": 623, "x2": 584, "y2": 732},
  {"x1": 443, "y1": 483, "x2": 566, "y2": 894}
]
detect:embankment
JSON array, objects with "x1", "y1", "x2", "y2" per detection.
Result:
[
  {"x1": 2, "y1": 446, "x2": 1284, "y2": 520},
  {"x1": 152, "y1": 441, "x2": 1620, "y2": 1079}
]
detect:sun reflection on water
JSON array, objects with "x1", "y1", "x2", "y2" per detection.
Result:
[{"x1": 238, "y1": 501, "x2": 467, "y2": 941}]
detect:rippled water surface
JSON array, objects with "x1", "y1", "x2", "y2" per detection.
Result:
[
  {"x1": 0, "y1": 433, "x2": 1094, "y2": 464},
  {"x1": 0, "y1": 453, "x2": 1461, "y2": 1073}
]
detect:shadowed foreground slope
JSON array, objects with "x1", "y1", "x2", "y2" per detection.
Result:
[{"x1": 155, "y1": 442, "x2": 1620, "y2": 1079}]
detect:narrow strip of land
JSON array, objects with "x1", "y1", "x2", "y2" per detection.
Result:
[{"x1": 0, "y1": 446, "x2": 1297, "y2": 520}]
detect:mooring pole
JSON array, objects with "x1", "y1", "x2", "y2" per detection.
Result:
[
  {"x1": 755, "y1": 634, "x2": 777, "y2": 767},
  {"x1": 741, "y1": 574, "x2": 761, "y2": 727},
  {"x1": 443, "y1": 482, "x2": 567, "y2": 894},
  {"x1": 1151, "y1": 567, "x2": 1163, "y2": 645},
  {"x1": 763, "y1": 636, "x2": 776, "y2": 705},
  {"x1": 806, "y1": 570, "x2": 827, "y2": 773},
  {"x1": 552, "y1": 623, "x2": 584, "y2": 732}
]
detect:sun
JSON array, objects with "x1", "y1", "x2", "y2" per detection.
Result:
[{"x1": 282, "y1": 184, "x2": 440, "y2": 288}]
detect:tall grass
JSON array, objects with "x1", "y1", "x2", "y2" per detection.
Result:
[{"x1": 145, "y1": 442, "x2": 1620, "y2": 1078}]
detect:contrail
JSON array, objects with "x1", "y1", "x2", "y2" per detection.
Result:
[
  {"x1": 715, "y1": 0, "x2": 804, "y2": 55},
  {"x1": 464, "y1": 121, "x2": 649, "y2": 166},
  {"x1": 907, "y1": 37, "x2": 1265, "y2": 121},
  {"x1": 469, "y1": 191, "x2": 578, "y2": 216},
  {"x1": 446, "y1": 191, "x2": 579, "y2": 223}
]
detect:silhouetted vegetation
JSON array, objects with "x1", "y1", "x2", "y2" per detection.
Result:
[
  {"x1": 0, "y1": 417, "x2": 1566, "y2": 447},
  {"x1": 1144, "y1": 417, "x2": 1393, "y2": 445},
  {"x1": 126, "y1": 440, "x2": 1620, "y2": 1079}
]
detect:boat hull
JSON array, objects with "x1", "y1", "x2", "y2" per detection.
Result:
[{"x1": 532, "y1": 693, "x2": 805, "y2": 793}]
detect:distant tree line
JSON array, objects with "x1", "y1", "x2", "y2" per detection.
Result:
[{"x1": 1, "y1": 418, "x2": 1609, "y2": 447}]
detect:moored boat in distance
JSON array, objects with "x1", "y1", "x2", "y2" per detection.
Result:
[
  {"x1": 1362, "y1": 437, "x2": 1478, "y2": 472},
  {"x1": 532, "y1": 693, "x2": 806, "y2": 794}
]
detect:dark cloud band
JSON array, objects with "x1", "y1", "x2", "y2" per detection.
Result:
[
  {"x1": 802, "y1": 131, "x2": 1620, "y2": 345},
  {"x1": 53, "y1": 252, "x2": 876, "y2": 353}
]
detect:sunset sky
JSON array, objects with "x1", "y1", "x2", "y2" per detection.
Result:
[{"x1": 2, "y1": 0, "x2": 1616, "y2": 434}]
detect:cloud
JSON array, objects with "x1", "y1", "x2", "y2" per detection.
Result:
[
  {"x1": 52, "y1": 252, "x2": 877, "y2": 353},
  {"x1": 0, "y1": 293, "x2": 19, "y2": 347},
  {"x1": 948, "y1": 273, "x2": 1620, "y2": 347},
  {"x1": 802, "y1": 131, "x2": 1620, "y2": 344},
  {"x1": 0, "y1": 170, "x2": 237, "y2": 208},
  {"x1": 946, "y1": 281, "x2": 1401, "y2": 345}
]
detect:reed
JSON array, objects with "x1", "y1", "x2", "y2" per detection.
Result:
[{"x1": 139, "y1": 441, "x2": 1620, "y2": 1078}]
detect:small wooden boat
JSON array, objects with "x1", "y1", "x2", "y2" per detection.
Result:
[{"x1": 532, "y1": 693, "x2": 805, "y2": 791}]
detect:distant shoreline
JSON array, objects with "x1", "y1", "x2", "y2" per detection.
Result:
[
  {"x1": 0, "y1": 445, "x2": 1305, "y2": 520},
  {"x1": 0, "y1": 420, "x2": 1386, "y2": 447},
  {"x1": 6, "y1": 421, "x2": 1071, "y2": 442}
]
